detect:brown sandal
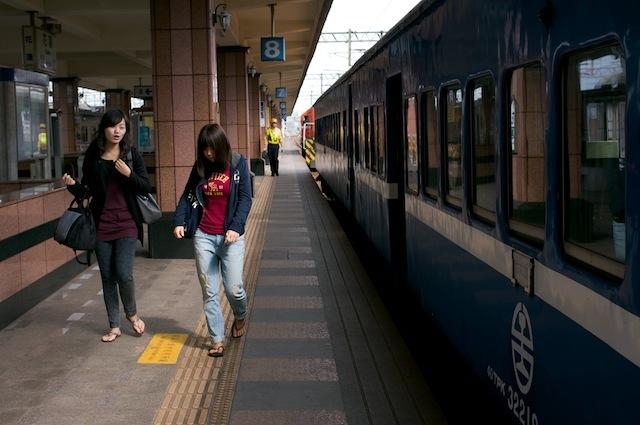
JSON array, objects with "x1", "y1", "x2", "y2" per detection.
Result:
[
  {"x1": 126, "y1": 315, "x2": 145, "y2": 335},
  {"x1": 232, "y1": 318, "x2": 246, "y2": 338},
  {"x1": 101, "y1": 328, "x2": 121, "y2": 342},
  {"x1": 208, "y1": 344, "x2": 224, "y2": 357}
]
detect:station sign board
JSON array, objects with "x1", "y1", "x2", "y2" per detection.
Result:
[
  {"x1": 260, "y1": 37, "x2": 286, "y2": 61},
  {"x1": 275, "y1": 87, "x2": 287, "y2": 98},
  {"x1": 134, "y1": 85, "x2": 153, "y2": 99},
  {"x1": 22, "y1": 26, "x2": 56, "y2": 75},
  {"x1": 259, "y1": 101, "x2": 265, "y2": 127}
]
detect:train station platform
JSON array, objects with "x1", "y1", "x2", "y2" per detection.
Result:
[{"x1": 0, "y1": 149, "x2": 447, "y2": 425}]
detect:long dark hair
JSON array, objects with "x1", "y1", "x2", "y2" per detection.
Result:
[
  {"x1": 92, "y1": 109, "x2": 130, "y2": 157},
  {"x1": 196, "y1": 123, "x2": 232, "y2": 177}
]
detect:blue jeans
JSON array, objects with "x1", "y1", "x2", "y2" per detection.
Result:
[
  {"x1": 193, "y1": 229, "x2": 247, "y2": 343},
  {"x1": 94, "y1": 237, "x2": 138, "y2": 328}
]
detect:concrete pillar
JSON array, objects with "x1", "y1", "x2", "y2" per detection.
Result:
[
  {"x1": 51, "y1": 77, "x2": 78, "y2": 155},
  {"x1": 105, "y1": 89, "x2": 131, "y2": 116},
  {"x1": 151, "y1": 0, "x2": 219, "y2": 212},
  {"x1": 217, "y1": 46, "x2": 250, "y2": 159}
]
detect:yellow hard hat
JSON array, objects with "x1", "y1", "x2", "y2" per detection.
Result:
[{"x1": 270, "y1": 118, "x2": 278, "y2": 124}]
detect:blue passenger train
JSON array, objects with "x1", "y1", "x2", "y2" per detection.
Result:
[{"x1": 312, "y1": 0, "x2": 639, "y2": 423}]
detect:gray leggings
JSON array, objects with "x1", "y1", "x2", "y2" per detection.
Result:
[{"x1": 94, "y1": 237, "x2": 137, "y2": 328}]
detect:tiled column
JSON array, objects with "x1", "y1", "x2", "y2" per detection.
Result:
[
  {"x1": 217, "y1": 46, "x2": 250, "y2": 158},
  {"x1": 260, "y1": 92, "x2": 267, "y2": 151},
  {"x1": 151, "y1": 0, "x2": 218, "y2": 212},
  {"x1": 52, "y1": 77, "x2": 79, "y2": 154},
  {"x1": 248, "y1": 74, "x2": 261, "y2": 159},
  {"x1": 105, "y1": 89, "x2": 131, "y2": 116}
]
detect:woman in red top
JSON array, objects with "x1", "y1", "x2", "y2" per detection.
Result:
[{"x1": 173, "y1": 124, "x2": 252, "y2": 357}]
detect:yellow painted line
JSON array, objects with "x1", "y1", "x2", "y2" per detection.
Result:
[{"x1": 138, "y1": 333, "x2": 189, "y2": 364}]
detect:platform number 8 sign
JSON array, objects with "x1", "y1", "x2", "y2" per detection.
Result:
[{"x1": 261, "y1": 37, "x2": 286, "y2": 61}]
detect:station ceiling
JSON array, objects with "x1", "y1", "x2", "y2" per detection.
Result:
[{"x1": 0, "y1": 0, "x2": 332, "y2": 114}]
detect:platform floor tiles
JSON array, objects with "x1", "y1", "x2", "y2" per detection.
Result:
[{"x1": 0, "y1": 150, "x2": 446, "y2": 425}]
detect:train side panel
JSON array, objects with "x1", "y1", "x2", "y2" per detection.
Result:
[{"x1": 313, "y1": 0, "x2": 640, "y2": 423}]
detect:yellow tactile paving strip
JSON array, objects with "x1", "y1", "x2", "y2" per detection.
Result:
[
  {"x1": 138, "y1": 333, "x2": 190, "y2": 364},
  {"x1": 152, "y1": 177, "x2": 275, "y2": 425}
]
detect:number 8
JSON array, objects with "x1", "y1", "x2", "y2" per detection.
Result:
[{"x1": 264, "y1": 40, "x2": 280, "y2": 59}]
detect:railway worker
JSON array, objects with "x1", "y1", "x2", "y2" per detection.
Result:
[
  {"x1": 173, "y1": 123, "x2": 252, "y2": 357},
  {"x1": 265, "y1": 117, "x2": 282, "y2": 176}
]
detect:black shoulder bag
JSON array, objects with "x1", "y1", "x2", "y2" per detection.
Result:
[
  {"x1": 54, "y1": 196, "x2": 96, "y2": 263},
  {"x1": 126, "y1": 151, "x2": 162, "y2": 223}
]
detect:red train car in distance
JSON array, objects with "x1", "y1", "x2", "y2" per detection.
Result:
[{"x1": 300, "y1": 106, "x2": 315, "y2": 141}]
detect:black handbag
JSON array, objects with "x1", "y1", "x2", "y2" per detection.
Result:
[
  {"x1": 54, "y1": 197, "x2": 96, "y2": 252},
  {"x1": 136, "y1": 192, "x2": 162, "y2": 223},
  {"x1": 184, "y1": 191, "x2": 202, "y2": 239},
  {"x1": 126, "y1": 150, "x2": 162, "y2": 223}
]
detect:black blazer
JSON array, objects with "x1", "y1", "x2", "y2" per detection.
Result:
[{"x1": 68, "y1": 142, "x2": 152, "y2": 243}]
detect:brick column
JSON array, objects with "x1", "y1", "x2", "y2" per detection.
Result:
[
  {"x1": 51, "y1": 77, "x2": 79, "y2": 154},
  {"x1": 247, "y1": 74, "x2": 264, "y2": 174},
  {"x1": 151, "y1": 0, "x2": 218, "y2": 212},
  {"x1": 217, "y1": 46, "x2": 250, "y2": 159},
  {"x1": 105, "y1": 88, "x2": 131, "y2": 116},
  {"x1": 248, "y1": 74, "x2": 261, "y2": 158}
]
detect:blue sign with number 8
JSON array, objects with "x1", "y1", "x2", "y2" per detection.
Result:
[{"x1": 261, "y1": 37, "x2": 286, "y2": 61}]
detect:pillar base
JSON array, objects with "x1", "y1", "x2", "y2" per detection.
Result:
[
  {"x1": 250, "y1": 158, "x2": 265, "y2": 176},
  {"x1": 148, "y1": 214, "x2": 194, "y2": 259}
]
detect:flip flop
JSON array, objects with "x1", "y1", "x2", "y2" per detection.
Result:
[
  {"x1": 208, "y1": 344, "x2": 224, "y2": 357},
  {"x1": 101, "y1": 328, "x2": 121, "y2": 342},
  {"x1": 232, "y1": 318, "x2": 246, "y2": 338},
  {"x1": 127, "y1": 316, "x2": 145, "y2": 335}
]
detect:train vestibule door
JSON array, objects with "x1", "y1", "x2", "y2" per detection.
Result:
[{"x1": 385, "y1": 74, "x2": 406, "y2": 285}]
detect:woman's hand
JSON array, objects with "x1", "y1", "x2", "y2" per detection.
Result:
[
  {"x1": 173, "y1": 226, "x2": 185, "y2": 239},
  {"x1": 62, "y1": 173, "x2": 76, "y2": 186},
  {"x1": 225, "y1": 230, "x2": 240, "y2": 244},
  {"x1": 114, "y1": 159, "x2": 132, "y2": 177}
]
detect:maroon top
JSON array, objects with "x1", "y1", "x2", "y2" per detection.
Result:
[
  {"x1": 198, "y1": 168, "x2": 231, "y2": 235},
  {"x1": 97, "y1": 171, "x2": 138, "y2": 241}
]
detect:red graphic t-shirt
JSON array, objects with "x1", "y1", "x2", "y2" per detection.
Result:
[{"x1": 198, "y1": 168, "x2": 231, "y2": 235}]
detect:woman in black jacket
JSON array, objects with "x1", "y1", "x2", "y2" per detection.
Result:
[{"x1": 63, "y1": 109, "x2": 151, "y2": 342}]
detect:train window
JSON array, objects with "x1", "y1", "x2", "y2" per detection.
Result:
[
  {"x1": 507, "y1": 64, "x2": 547, "y2": 241},
  {"x1": 335, "y1": 113, "x2": 339, "y2": 152},
  {"x1": 377, "y1": 105, "x2": 386, "y2": 177},
  {"x1": 564, "y1": 44, "x2": 626, "y2": 278},
  {"x1": 420, "y1": 90, "x2": 438, "y2": 198},
  {"x1": 364, "y1": 107, "x2": 370, "y2": 169},
  {"x1": 342, "y1": 110, "x2": 347, "y2": 155},
  {"x1": 354, "y1": 110, "x2": 360, "y2": 164},
  {"x1": 470, "y1": 77, "x2": 496, "y2": 222},
  {"x1": 405, "y1": 96, "x2": 419, "y2": 194},
  {"x1": 370, "y1": 107, "x2": 378, "y2": 173},
  {"x1": 336, "y1": 112, "x2": 340, "y2": 152},
  {"x1": 444, "y1": 86, "x2": 463, "y2": 206},
  {"x1": 337, "y1": 112, "x2": 342, "y2": 152}
]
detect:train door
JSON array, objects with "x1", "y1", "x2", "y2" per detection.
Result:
[
  {"x1": 347, "y1": 84, "x2": 355, "y2": 212},
  {"x1": 385, "y1": 74, "x2": 406, "y2": 284}
]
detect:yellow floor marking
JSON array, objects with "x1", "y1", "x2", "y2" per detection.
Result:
[{"x1": 138, "y1": 333, "x2": 189, "y2": 364}]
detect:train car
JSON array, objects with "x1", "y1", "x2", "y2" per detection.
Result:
[
  {"x1": 301, "y1": 106, "x2": 316, "y2": 141},
  {"x1": 300, "y1": 107, "x2": 317, "y2": 168},
  {"x1": 313, "y1": 1, "x2": 640, "y2": 424}
]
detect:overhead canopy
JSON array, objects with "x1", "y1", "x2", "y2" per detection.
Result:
[{"x1": 0, "y1": 0, "x2": 332, "y2": 112}]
